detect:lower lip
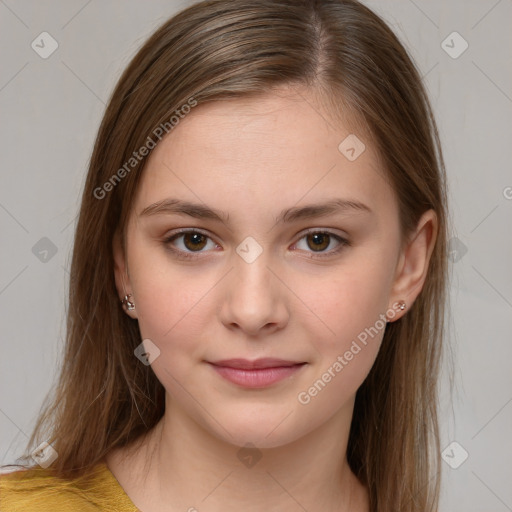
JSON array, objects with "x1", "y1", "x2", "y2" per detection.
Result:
[{"x1": 209, "y1": 363, "x2": 306, "y2": 388}]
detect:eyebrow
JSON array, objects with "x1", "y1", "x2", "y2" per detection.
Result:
[{"x1": 139, "y1": 197, "x2": 373, "y2": 224}]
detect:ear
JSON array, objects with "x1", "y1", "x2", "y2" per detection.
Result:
[
  {"x1": 113, "y1": 229, "x2": 138, "y2": 319},
  {"x1": 387, "y1": 209, "x2": 438, "y2": 322}
]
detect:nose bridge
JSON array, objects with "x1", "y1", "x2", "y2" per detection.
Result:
[
  {"x1": 219, "y1": 237, "x2": 288, "y2": 334},
  {"x1": 233, "y1": 243, "x2": 275, "y2": 308}
]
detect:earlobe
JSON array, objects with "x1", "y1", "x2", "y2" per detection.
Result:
[
  {"x1": 387, "y1": 209, "x2": 438, "y2": 321},
  {"x1": 113, "y1": 229, "x2": 138, "y2": 319}
]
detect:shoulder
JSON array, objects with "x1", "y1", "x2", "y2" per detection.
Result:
[{"x1": 0, "y1": 463, "x2": 138, "y2": 512}]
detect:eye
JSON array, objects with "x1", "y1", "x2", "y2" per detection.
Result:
[
  {"x1": 293, "y1": 230, "x2": 349, "y2": 258},
  {"x1": 164, "y1": 229, "x2": 218, "y2": 260},
  {"x1": 163, "y1": 228, "x2": 350, "y2": 261}
]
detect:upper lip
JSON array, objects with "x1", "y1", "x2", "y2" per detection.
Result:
[{"x1": 209, "y1": 358, "x2": 305, "y2": 369}]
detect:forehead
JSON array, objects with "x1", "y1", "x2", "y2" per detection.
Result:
[
  {"x1": 165, "y1": 87, "x2": 364, "y2": 160},
  {"x1": 132, "y1": 87, "x2": 397, "y2": 225}
]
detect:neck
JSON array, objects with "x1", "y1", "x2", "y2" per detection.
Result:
[{"x1": 107, "y1": 394, "x2": 369, "y2": 512}]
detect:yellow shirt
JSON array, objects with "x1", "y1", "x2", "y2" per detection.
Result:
[{"x1": 0, "y1": 462, "x2": 138, "y2": 512}]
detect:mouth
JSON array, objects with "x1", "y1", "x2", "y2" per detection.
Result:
[
  {"x1": 207, "y1": 358, "x2": 307, "y2": 388},
  {"x1": 209, "y1": 358, "x2": 305, "y2": 369}
]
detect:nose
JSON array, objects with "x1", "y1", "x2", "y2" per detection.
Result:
[{"x1": 218, "y1": 254, "x2": 290, "y2": 337}]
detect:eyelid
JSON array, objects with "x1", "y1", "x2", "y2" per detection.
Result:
[
  {"x1": 296, "y1": 226, "x2": 348, "y2": 240},
  {"x1": 167, "y1": 227, "x2": 214, "y2": 239}
]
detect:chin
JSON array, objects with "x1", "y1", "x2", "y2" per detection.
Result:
[{"x1": 205, "y1": 412, "x2": 305, "y2": 450}]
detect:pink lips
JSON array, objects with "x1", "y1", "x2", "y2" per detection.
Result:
[{"x1": 208, "y1": 358, "x2": 306, "y2": 388}]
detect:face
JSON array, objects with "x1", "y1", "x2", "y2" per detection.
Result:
[{"x1": 115, "y1": 86, "x2": 408, "y2": 448}]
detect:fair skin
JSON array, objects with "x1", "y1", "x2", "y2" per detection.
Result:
[{"x1": 108, "y1": 85, "x2": 437, "y2": 512}]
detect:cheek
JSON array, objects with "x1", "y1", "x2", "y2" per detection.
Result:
[
  {"x1": 128, "y1": 235, "x2": 210, "y2": 334},
  {"x1": 296, "y1": 264, "x2": 391, "y2": 347},
  {"x1": 293, "y1": 281, "x2": 387, "y2": 414},
  {"x1": 133, "y1": 270, "x2": 214, "y2": 350},
  {"x1": 132, "y1": 271, "x2": 213, "y2": 405},
  {"x1": 290, "y1": 259, "x2": 393, "y2": 399},
  {"x1": 128, "y1": 248, "x2": 222, "y2": 391}
]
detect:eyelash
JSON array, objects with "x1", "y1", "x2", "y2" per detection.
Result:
[{"x1": 163, "y1": 228, "x2": 350, "y2": 261}]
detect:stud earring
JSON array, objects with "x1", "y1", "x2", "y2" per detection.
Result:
[
  {"x1": 397, "y1": 300, "x2": 406, "y2": 311},
  {"x1": 121, "y1": 294, "x2": 135, "y2": 311}
]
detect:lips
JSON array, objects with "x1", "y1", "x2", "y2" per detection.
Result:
[
  {"x1": 207, "y1": 358, "x2": 307, "y2": 388},
  {"x1": 209, "y1": 358, "x2": 304, "y2": 370}
]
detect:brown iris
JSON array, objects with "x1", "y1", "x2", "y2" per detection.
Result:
[
  {"x1": 183, "y1": 232, "x2": 208, "y2": 251},
  {"x1": 306, "y1": 232, "x2": 330, "y2": 252}
]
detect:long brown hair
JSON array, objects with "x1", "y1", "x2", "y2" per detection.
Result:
[{"x1": 17, "y1": 1, "x2": 450, "y2": 510}]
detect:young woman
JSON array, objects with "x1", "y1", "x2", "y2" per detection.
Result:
[{"x1": 0, "y1": 0, "x2": 450, "y2": 511}]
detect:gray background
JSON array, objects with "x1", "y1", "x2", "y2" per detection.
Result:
[{"x1": 1, "y1": 1, "x2": 511, "y2": 510}]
